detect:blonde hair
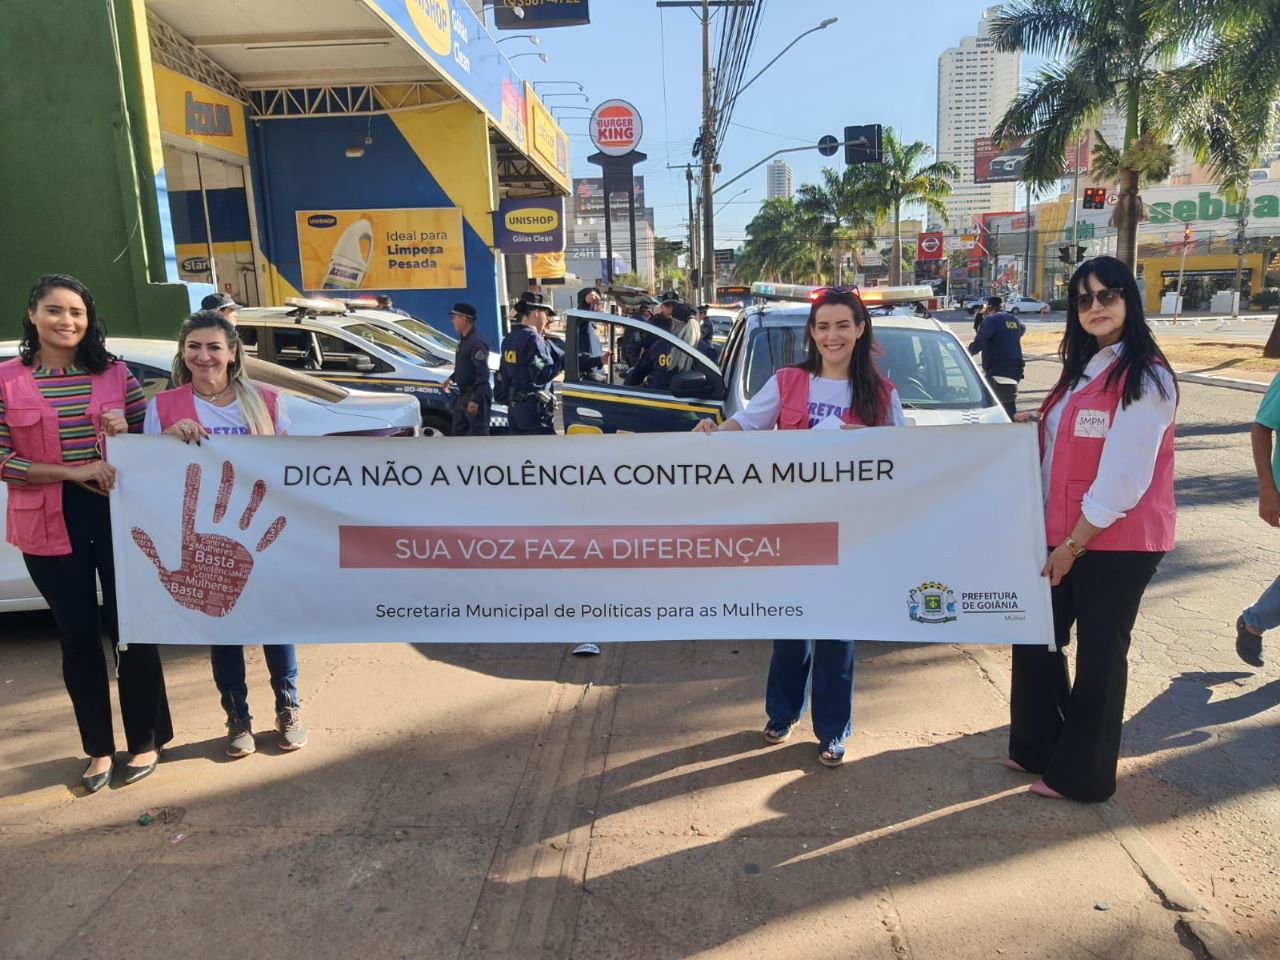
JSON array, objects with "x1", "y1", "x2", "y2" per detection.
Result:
[{"x1": 172, "y1": 310, "x2": 275, "y2": 435}]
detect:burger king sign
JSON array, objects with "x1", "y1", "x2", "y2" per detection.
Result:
[{"x1": 590, "y1": 100, "x2": 643, "y2": 156}]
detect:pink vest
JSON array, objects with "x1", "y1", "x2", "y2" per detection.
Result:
[
  {"x1": 1038, "y1": 360, "x2": 1175, "y2": 552},
  {"x1": 153, "y1": 382, "x2": 279, "y2": 433},
  {"x1": 0, "y1": 357, "x2": 129, "y2": 556},
  {"x1": 775, "y1": 366, "x2": 896, "y2": 429}
]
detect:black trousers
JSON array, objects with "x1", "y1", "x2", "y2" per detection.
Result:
[
  {"x1": 23, "y1": 482, "x2": 173, "y2": 757},
  {"x1": 450, "y1": 393, "x2": 490, "y2": 436},
  {"x1": 991, "y1": 380, "x2": 1018, "y2": 418},
  {"x1": 1009, "y1": 549, "x2": 1163, "y2": 802},
  {"x1": 509, "y1": 399, "x2": 553, "y2": 435}
]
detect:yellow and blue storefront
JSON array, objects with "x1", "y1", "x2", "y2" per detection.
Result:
[{"x1": 138, "y1": 0, "x2": 569, "y2": 349}]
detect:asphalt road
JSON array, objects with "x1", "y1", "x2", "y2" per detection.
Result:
[{"x1": 937, "y1": 309, "x2": 1278, "y2": 342}]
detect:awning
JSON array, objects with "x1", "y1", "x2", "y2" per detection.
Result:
[{"x1": 145, "y1": 0, "x2": 569, "y2": 193}]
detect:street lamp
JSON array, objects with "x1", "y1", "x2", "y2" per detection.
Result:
[
  {"x1": 721, "y1": 18, "x2": 837, "y2": 115},
  {"x1": 510, "y1": 52, "x2": 549, "y2": 63},
  {"x1": 539, "y1": 92, "x2": 589, "y2": 102},
  {"x1": 497, "y1": 34, "x2": 539, "y2": 45},
  {"x1": 715, "y1": 188, "x2": 749, "y2": 217},
  {"x1": 532, "y1": 80, "x2": 584, "y2": 92}
]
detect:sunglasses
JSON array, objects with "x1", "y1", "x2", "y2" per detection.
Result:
[
  {"x1": 809, "y1": 285, "x2": 861, "y2": 302},
  {"x1": 1072, "y1": 288, "x2": 1125, "y2": 311}
]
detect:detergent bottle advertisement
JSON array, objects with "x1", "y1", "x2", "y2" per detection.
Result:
[{"x1": 295, "y1": 207, "x2": 467, "y2": 292}]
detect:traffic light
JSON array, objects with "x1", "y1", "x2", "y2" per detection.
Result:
[
  {"x1": 1082, "y1": 187, "x2": 1106, "y2": 210},
  {"x1": 844, "y1": 124, "x2": 883, "y2": 165},
  {"x1": 1183, "y1": 224, "x2": 1193, "y2": 243},
  {"x1": 1058, "y1": 244, "x2": 1087, "y2": 264}
]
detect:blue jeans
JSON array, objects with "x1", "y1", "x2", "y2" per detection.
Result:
[
  {"x1": 1243, "y1": 574, "x2": 1280, "y2": 633},
  {"x1": 211, "y1": 645, "x2": 299, "y2": 723},
  {"x1": 764, "y1": 639, "x2": 855, "y2": 744}
]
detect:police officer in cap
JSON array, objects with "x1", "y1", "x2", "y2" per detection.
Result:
[
  {"x1": 440, "y1": 303, "x2": 491, "y2": 436},
  {"x1": 497, "y1": 292, "x2": 563, "y2": 434},
  {"x1": 624, "y1": 307, "x2": 676, "y2": 390}
]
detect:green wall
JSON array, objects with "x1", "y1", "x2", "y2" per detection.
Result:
[{"x1": 0, "y1": 0, "x2": 188, "y2": 338}]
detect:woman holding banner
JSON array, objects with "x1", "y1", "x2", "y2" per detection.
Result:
[
  {"x1": 0, "y1": 274, "x2": 172, "y2": 791},
  {"x1": 143, "y1": 310, "x2": 307, "y2": 758},
  {"x1": 693, "y1": 288, "x2": 905, "y2": 766},
  {"x1": 1009, "y1": 256, "x2": 1176, "y2": 802}
]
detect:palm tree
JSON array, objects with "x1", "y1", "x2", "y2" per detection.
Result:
[
  {"x1": 734, "y1": 197, "x2": 822, "y2": 284},
  {"x1": 795, "y1": 166, "x2": 880, "y2": 284},
  {"x1": 1149, "y1": 0, "x2": 1280, "y2": 195},
  {"x1": 862, "y1": 127, "x2": 958, "y2": 284},
  {"x1": 990, "y1": 0, "x2": 1186, "y2": 268}
]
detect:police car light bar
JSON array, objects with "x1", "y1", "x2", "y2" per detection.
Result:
[
  {"x1": 749, "y1": 281, "x2": 818, "y2": 302},
  {"x1": 858, "y1": 285, "x2": 936, "y2": 305},
  {"x1": 283, "y1": 297, "x2": 348, "y2": 314}
]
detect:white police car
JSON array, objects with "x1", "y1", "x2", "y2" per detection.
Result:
[
  {"x1": 556, "y1": 284, "x2": 1009, "y2": 433},
  {"x1": 235, "y1": 299, "x2": 506, "y2": 435}
]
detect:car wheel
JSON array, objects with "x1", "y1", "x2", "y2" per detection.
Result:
[{"x1": 1010, "y1": 307, "x2": 1021, "y2": 314}]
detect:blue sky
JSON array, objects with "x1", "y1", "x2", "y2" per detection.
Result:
[{"x1": 492, "y1": 1, "x2": 1040, "y2": 251}]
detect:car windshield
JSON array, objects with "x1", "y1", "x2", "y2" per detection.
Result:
[
  {"x1": 344, "y1": 323, "x2": 447, "y2": 367},
  {"x1": 244, "y1": 357, "x2": 348, "y2": 401},
  {"x1": 742, "y1": 323, "x2": 992, "y2": 410},
  {"x1": 394, "y1": 316, "x2": 459, "y2": 353}
]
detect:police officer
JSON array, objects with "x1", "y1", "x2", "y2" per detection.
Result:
[
  {"x1": 440, "y1": 302, "x2": 491, "y2": 436},
  {"x1": 968, "y1": 295, "x2": 1025, "y2": 417},
  {"x1": 498, "y1": 292, "x2": 563, "y2": 435},
  {"x1": 576, "y1": 287, "x2": 608, "y2": 379},
  {"x1": 624, "y1": 308, "x2": 676, "y2": 390}
]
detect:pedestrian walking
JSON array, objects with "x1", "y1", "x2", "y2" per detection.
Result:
[
  {"x1": 692, "y1": 288, "x2": 906, "y2": 766},
  {"x1": 1008, "y1": 256, "x2": 1177, "y2": 803},
  {"x1": 496, "y1": 292, "x2": 562, "y2": 435},
  {"x1": 0, "y1": 274, "x2": 172, "y2": 791},
  {"x1": 969, "y1": 295, "x2": 1025, "y2": 417},
  {"x1": 143, "y1": 309, "x2": 307, "y2": 757},
  {"x1": 1232, "y1": 373, "x2": 1280, "y2": 667},
  {"x1": 439, "y1": 303, "x2": 491, "y2": 436}
]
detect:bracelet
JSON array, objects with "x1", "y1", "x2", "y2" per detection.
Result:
[{"x1": 1063, "y1": 537, "x2": 1087, "y2": 558}]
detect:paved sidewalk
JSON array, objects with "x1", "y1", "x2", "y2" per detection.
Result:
[{"x1": 0, "y1": 632, "x2": 1251, "y2": 959}]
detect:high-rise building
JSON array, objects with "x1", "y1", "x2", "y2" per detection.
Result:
[
  {"x1": 933, "y1": 5, "x2": 1021, "y2": 232},
  {"x1": 766, "y1": 159, "x2": 792, "y2": 200}
]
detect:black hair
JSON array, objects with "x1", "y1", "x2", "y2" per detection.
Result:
[
  {"x1": 986, "y1": 296, "x2": 1002, "y2": 310},
  {"x1": 576, "y1": 287, "x2": 602, "y2": 309},
  {"x1": 792, "y1": 290, "x2": 885, "y2": 426},
  {"x1": 19, "y1": 274, "x2": 114, "y2": 372},
  {"x1": 1048, "y1": 255, "x2": 1176, "y2": 410}
]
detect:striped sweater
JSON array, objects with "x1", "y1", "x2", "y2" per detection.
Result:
[{"x1": 0, "y1": 365, "x2": 147, "y2": 484}]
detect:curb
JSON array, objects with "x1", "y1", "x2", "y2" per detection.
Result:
[
  {"x1": 961, "y1": 644, "x2": 1256, "y2": 960},
  {"x1": 1028, "y1": 354, "x2": 1269, "y2": 394}
]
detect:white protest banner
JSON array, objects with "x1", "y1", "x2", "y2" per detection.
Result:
[{"x1": 107, "y1": 428, "x2": 1053, "y2": 647}]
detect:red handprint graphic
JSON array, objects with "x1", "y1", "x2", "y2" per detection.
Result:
[{"x1": 131, "y1": 461, "x2": 287, "y2": 617}]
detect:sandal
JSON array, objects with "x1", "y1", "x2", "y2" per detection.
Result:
[
  {"x1": 763, "y1": 723, "x2": 793, "y2": 745},
  {"x1": 818, "y1": 740, "x2": 846, "y2": 767}
]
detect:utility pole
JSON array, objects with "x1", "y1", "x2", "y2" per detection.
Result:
[
  {"x1": 1232, "y1": 183, "x2": 1250, "y2": 320},
  {"x1": 700, "y1": 0, "x2": 715, "y2": 304},
  {"x1": 1023, "y1": 180, "x2": 1034, "y2": 297},
  {"x1": 686, "y1": 165, "x2": 698, "y2": 291},
  {"x1": 1173, "y1": 222, "x2": 1191, "y2": 323}
]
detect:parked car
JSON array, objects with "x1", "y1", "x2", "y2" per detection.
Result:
[
  {"x1": 235, "y1": 298, "x2": 507, "y2": 435},
  {"x1": 0, "y1": 337, "x2": 422, "y2": 613},
  {"x1": 328, "y1": 298, "x2": 500, "y2": 376},
  {"x1": 555, "y1": 284, "x2": 1009, "y2": 434},
  {"x1": 1005, "y1": 296, "x2": 1051, "y2": 314}
]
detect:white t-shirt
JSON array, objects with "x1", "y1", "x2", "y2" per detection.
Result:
[
  {"x1": 143, "y1": 391, "x2": 290, "y2": 436},
  {"x1": 730, "y1": 373, "x2": 906, "y2": 430}
]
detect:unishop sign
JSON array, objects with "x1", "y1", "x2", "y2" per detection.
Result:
[{"x1": 589, "y1": 100, "x2": 642, "y2": 156}]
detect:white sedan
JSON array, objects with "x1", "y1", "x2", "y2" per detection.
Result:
[
  {"x1": 0, "y1": 338, "x2": 422, "y2": 613},
  {"x1": 1005, "y1": 296, "x2": 1052, "y2": 314}
]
